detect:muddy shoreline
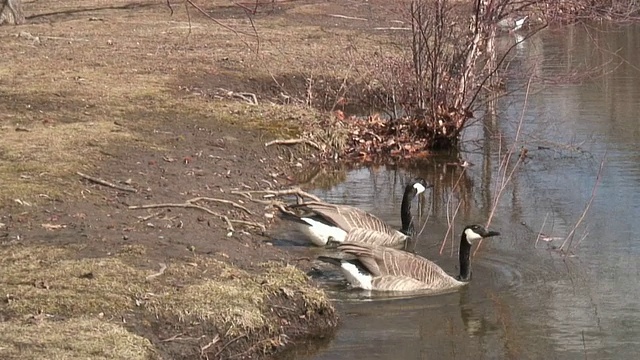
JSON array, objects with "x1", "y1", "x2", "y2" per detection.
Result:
[
  {"x1": 0, "y1": 112, "x2": 340, "y2": 359},
  {"x1": 1, "y1": 1, "x2": 352, "y2": 357}
]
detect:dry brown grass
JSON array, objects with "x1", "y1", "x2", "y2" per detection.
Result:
[
  {"x1": 147, "y1": 259, "x2": 331, "y2": 337},
  {"x1": 1, "y1": 0, "x2": 366, "y2": 204},
  {"x1": 1, "y1": 245, "x2": 148, "y2": 316},
  {"x1": 0, "y1": 317, "x2": 159, "y2": 360},
  {"x1": 1, "y1": 0, "x2": 361, "y2": 357},
  {"x1": 0, "y1": 244, "x2": 333, "y2": 356}
]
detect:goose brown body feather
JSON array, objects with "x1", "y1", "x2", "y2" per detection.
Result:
[
  {"x1": 282, "y1": 178, "x2": 429, "y2": 247},
  {"x1": 337, "y1": 242, "x2": 463, "y2": 291},
  {"x1": 325, "y1": 225, "x2": 501, "y2": 292},
  {"x1": 295, "y1": 202, "x2": 402, "y2": 236}
]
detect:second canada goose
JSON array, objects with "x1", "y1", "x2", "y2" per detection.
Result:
[
  {"x1": 497, "y1": 15, "x2": 528, "y2": 32},
  {"x1": 281, "y1": 178, "x2": 429, "y2": 246},
  {"x1": 318, "y1": 225, "x2": 500, "y2": 292}
]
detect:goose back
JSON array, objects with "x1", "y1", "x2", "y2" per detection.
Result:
[
  {"x1": 343, "y1": 228, "x2": 407, "y2": 248},
  {"x1": 294, "y1": 202, "x2": 401, "y2": 236}
]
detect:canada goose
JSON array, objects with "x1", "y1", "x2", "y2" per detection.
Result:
[
  {"x1": 498, "y1": 16, "x2": 528, "y2": 32},
  {"x1": 318, "y1": 225, "x2": 500, "y2": 291},
  {"x1": 280, "y1": 178, "x2": 429, "y2": 247}
]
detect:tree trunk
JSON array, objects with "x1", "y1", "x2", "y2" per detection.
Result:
[{"x1": 0, "y1": 0, "x2": 24, "y2": 25}]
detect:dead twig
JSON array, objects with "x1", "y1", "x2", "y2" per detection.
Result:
[
  {"x1": 188, "y1": 197, "x2": 252, "y2": 215},
  {"x1": 264, "y1": 138, "x2": 321, "y2": 151},
  {"x1": 534, "y1": 212, "x2": 550, "y2": 249},
  {"x1": 77, "y1": 172, "x2": 137, "y2": 193},
  {"x1": 373, "y1": 27, "x2": 411, "y2": 31},
  {"x1": 129, "y1": 202, "x2": 235, "y2": 232},
  {"x1": 232, "y1": 187, "x2": 322, "y2": 203},
  {"x1": 474, "y1": 76, "x2": 532, "y2": 256},
  {"x1": 213, "y1": 334, "x2": 246, "y2": 359},
  {"x1": 146, "y1": 263, "x2": 167, "y2": 281},
  {"x1": 230, "y1": 219, "x2": 266, "y2": 232},
  {"x1": 137, "y1": 211, "x2": 165, "y2": 222},
  {"x1": 161, "y1": 333, "x2": 182, "y2": 342},
  {"x1": 183, "y1": 0, "x2": 256, "y2": 39},
  {"x1": 440, "y1": 167, "x2": 467, "y2": 255},
  {"x1": 200, "y1": 334, "x2": 221, "y2": 359},
  {"x1": 233, "y1": 92, "x2": 258, "y2": 105},
  {"x1": 328, "y1": 14, "x2": 368, "y2": 21},
  {"x1": 559, "y1": 153, "x2": 606, "y2": 254}
]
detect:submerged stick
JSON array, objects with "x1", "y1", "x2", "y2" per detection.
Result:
[{"x1": 560, "y1": 153, "x2": 606, "y2": 254}]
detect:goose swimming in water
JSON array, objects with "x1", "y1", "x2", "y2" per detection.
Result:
[
  {"x1": 318, "y1": 224, "x2": 500, "y2": 291},
  {"x1": 280, "y1": 178, "x2": 429, "y2": 247}
]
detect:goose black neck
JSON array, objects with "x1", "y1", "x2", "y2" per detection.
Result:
[
  {"x1": 458, "y1": 234, "x2": 472, "y2": 281},
  {"x1": 400, "y1": 185, "x2": 416, "y2": 236}
]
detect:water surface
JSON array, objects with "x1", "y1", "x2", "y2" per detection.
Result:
[{"x1": 290, "y1": 23, "x2": 640, "y2": 360}]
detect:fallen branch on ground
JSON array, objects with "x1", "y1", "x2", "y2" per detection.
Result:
[
  {"x1": 230, "y1": 219, "x2": 266, "y2": 232},
  {"x1": 200, "y1": 334, "x2": 221, "y2": 358},
  {"x1": 129, "y1": 197, "x2": 266, "y2": 232},
  {"x1": 137, "y1": 211, "x2": 165, "y2": 222},
  {"x1": 189, "y1": 197, "x2": 252, "y2": 215},
  {"x1": 373, "y1": 27, "x2": 411, "y2": 31},
  {"x1": 214, "y1": 334, "x2": 247, "y2": 359},
  {"x1": 129, "y1": 202, "x2": 236, "y2": 231},
  {"x1": 77, "y1": 171, "x2": 137, "y2": 193},
  {"x1": 264, "y1": 138, "x2": 321, "y2": 151},
  {"x1": 216, "y1": 88, "x2": 258, "y2": 105},
  {"x1": 146, "y1": 263, "x2": 167, "y2": 281},
  {"x1": 328, "y1": 14, "x2": 368, "y2": 21},
  {"x1": 232, "y1": 187, "x2": 323, "y2": 203}
]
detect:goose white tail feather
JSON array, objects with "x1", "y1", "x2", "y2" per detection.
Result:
[
  {"x1": 299, "y1": 218, "x2": 347, "y2": 246},
  {"x1": 340, "y1": 261, "x2": 373, "y2": 290}
]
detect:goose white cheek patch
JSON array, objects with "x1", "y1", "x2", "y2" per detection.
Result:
[
  {"x1": 413, "y1": 182, "x2": 426, "y2": 194},
  {"x1": 464, "y1": 228, "x2": 483, "y2": 243}
]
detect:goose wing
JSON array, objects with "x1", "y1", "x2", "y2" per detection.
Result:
[
  {"x1": 371, "y1": 276, "x2": 433, "y2": 292},
  {"x1": 337, "y1": 242, "x2": 460, "y2": 289},
  {"x1": 296, "y1": 202, "x2": 398, "y2": 235},
  {"x1": 344, "y1": 228, "x2": 407, "y2": 248}
]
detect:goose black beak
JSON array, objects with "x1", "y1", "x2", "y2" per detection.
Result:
[{"x1": 483, "y1": 230, "x2": 501, "y2": 238}]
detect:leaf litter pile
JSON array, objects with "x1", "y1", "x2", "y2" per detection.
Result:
[{"x1": 313, "y1": 111, "x2": 440, "y2": 162}]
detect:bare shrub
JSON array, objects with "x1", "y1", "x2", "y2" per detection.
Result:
[
  {"x1": 353, "y1": 0, "x2": 545, "y2": 154},
  {"x1": 541, "y1": 0, "x2": 640, "y2": 23}
]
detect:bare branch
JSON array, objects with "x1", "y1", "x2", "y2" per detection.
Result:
[
  {"x1": 232, "y1": 187, "x2": 323, "y2": 203},
  {"x1": 77, "y1": 172, "x2": 137, "y2": 193},
  {"x1": 264, "y1": 138, "x2": 322, "y2": 150},
  {"x1": 183, "y1": 0, "x2": 256, "y2": 39},
  {"x1": 188, "y1": 197, "x2": 253, "y2": 215},
  {"x1": 129, "y1": 202, "x2": 236, "y2": 231}
]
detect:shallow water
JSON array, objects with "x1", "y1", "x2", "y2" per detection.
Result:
[{"x1": 286, "y1": 23, "x2": 640, "y2": 359}]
